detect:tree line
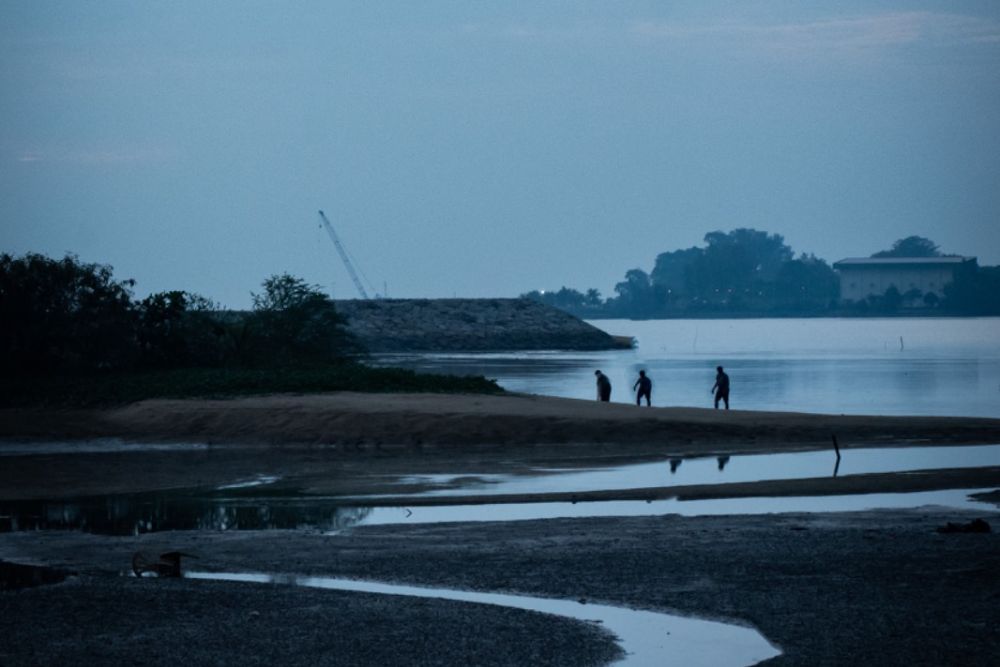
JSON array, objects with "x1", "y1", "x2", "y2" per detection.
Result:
[
  {"x1": 522, "y1": 231, "x2": 1000, "y2": 318},
  {"x1": 0, "y1": 252, "x2": 360, "y2": 376}
]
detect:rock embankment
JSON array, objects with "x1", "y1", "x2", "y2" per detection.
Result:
[{"x1": 335, "y1": 298, "x2": 622, "y2": 351}]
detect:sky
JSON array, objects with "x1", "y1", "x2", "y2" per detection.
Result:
[{"x1": 2, "y1": 1, "x2": 999, "y2": 307}]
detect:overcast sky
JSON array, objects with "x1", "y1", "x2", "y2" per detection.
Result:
[{"x1": 3, "y1": 2, "x2": 999, "y2": 307}]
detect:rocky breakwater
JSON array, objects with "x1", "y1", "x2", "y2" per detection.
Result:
[{"x1": 335, "y1": 298, "x2": 624, "y2": 351}]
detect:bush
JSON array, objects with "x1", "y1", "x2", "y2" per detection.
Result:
[{"x1": 0, "y1": 363, "x2": 501, "y2": 407}]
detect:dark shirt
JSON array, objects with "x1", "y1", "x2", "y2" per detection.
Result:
[
  {"x1": 596, "y1": 374, "x2": 612, "y2": 397},
  {"x1": 634, "y1": 377, "x2": 652, "y2": 393},
  {"x1": 715, "y1": 371, "x2": 730, "y2": 393}
]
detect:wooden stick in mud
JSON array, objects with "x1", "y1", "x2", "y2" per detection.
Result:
[{"x1": 832, "y1": 434, "x2": 842, "y2": 477}]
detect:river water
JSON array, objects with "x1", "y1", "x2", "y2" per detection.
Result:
[{"x1": 375, "y1": 317, "x2": 1000, "y2": 417}]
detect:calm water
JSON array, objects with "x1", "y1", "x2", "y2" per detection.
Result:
[
  {"x1": 187, "y1": 572, "x2": 781, "y2": 667},
  {"x1": 402, "y1": 445, "x2": 1000, "y2": 498},
  {"x1": 376, "y1": 318, "x2": 1000, "y2": 417},
  {"x1": 5, "y1": 446, "x2": 996, "y2": 535}
]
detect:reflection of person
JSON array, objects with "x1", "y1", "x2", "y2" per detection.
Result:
[
  {"x1": 594, "y1": 370, "x2": 612, "y2": 402},
  {"x1": 633, "y1": 370, "x2": 652, "y2": 406},
  {"x1": 711, "y1": 366, "x2": 730, "y2": 410}
]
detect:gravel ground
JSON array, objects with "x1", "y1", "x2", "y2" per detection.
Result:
[{"x1": 2, "y1": 507, "x2": 997, "y2": 666}]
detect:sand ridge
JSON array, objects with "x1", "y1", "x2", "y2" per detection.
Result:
[{"x1": 3, "y1": 392, "x2": 999, "y2": 449}]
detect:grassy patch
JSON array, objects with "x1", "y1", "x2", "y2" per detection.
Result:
[{"x1": 0, "y1": 363, "x2": 502, "y2": 408}]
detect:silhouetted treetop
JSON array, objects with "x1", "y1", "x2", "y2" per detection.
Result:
[
  {"x1": 0, "y1": 254, "x2": 362, "y2": 375},
  {"x1": 872, "y1": 236, "x2": 941, "y2": 258}
]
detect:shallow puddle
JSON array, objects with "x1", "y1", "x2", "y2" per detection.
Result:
[
  {"x1": 339, "y1": 488, "x2": 998, "y2": 529},
  {"x1": 391, "y1": 445, "x2": 1000, "y2": 499},
  {"x1": 2, "y1": 444, "x2": 997, "y2": 536},
  {"x1": 217, "y1": 475, "x2": 282, "y2": 490},
  {"x1": 2, "y1": 487, "x2": 994, "y2": 536},
  {"x1": 185, "y1": 571, "x2": 781, "y2": 667},
  {"x1": 0, "y1": 439, "x2": 210, "y2": 456}
]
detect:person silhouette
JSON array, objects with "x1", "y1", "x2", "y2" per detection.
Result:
[
  {"x1": 711, "y1": 365, "x2": 730, "y2": 410},
  {"x1": 594, "y1": 370, "x2": 612, "y2": 402},
  {"x1": 633, "y1": 370, "x2": 652, "y2": 406}
]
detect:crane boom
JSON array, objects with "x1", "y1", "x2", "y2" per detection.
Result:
[{"x1": 317, "y1": 210, "x2": 370, "y2": 299}]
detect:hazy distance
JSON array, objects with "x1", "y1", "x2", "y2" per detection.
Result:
[{"x1": 2, "y1": 1, "x2": 999, "y2": 308}]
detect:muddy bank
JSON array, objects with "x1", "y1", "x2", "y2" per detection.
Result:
[
  {"x1": 2, "y1": 508, "x2": 997, "y2": 666},
  {"x1": 3, "y1": 392, "x2": 999, "y2": 449},
  {"x1": 0, "y1": 575, "x2": 619, "y2": 667}
]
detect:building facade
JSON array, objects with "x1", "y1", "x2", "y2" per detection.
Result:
[{"x1": 833, "y1": 257, "x2": 976, "y2": 303}]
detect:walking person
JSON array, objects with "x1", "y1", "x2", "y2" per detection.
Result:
[
  {"x1": 633, "y1": 370, "x2": 652, "y2": 407},
  {"x1": 711, "y1": 365, "x2": 730, "y2": 410},
  {"x1": 594, "y1": 370, "x2": 612, "y2": 402}
]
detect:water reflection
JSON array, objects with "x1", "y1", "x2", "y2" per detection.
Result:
[
  {"x1": 185, "y1": 571, "x2": 781, "y2": 667},
  {"x1": 348, "y1": 489, "x2": 997, "y2": 527},
  {"x1": 0, "y1": 494, "x2": 370, "y2": 536},
  {"x1": 2, "y1": 445, "x2": 996, "y2": 536},
  {"x1": 404, "y1": 445, "x2": 1000, "y2": 499}
]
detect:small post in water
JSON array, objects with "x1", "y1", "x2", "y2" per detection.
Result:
[{"x1": 832, "y1": 434, "x2": 842, "y2": 477}]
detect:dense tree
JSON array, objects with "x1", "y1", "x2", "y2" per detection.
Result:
[
  {"x1": 872, "y1": 236, "x2": 941, "y2": 258},
  {"x1": 0, "y1": 253, "x2": 364, "y2": 375},
  {"x1": 773, "y1": 254, "x2": 839, "y2": 310},
  {"x1": 0, "y1": 253, "x2": 137, "y2": 374},
  {"x1": 684, "y1": 229, "x2": 793, "y2": 308},
  {"x1": 609, "y1": 268, "x2": 665, "y2": 318},
  {"x1": 943, "y1": 265, "x2": 1000, "y2": 315},
  {"x1": 137, "y1": 291, "x2": 226, "y2": 368},
  {"x1": 650, "y1": 247, "x2": 701, "y2": 297},
  {"x1": 248, "y1": 273, "x2": 360, "y2": 365}
]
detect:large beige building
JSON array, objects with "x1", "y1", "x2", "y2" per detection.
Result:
[{"x1": 833, "y1": 257, "x2": 976, "y2": 303}]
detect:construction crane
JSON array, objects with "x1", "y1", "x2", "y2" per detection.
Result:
[{"x1": 317, "y1": 209, "x2": 370, "y2": 299}]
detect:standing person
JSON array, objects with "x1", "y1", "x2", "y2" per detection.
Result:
[
  {"x1": 711, "y1": 365, "x2": 730, "y2": 410},
  {"x1": 594, "y1": 370, "x2": 612, "y2": 402},
  {"x1": 633, "y1": 370, "x2": 652, "y2": 407}
]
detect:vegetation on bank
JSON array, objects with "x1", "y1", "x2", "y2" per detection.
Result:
[
  {"x1": 523, "y1": 231, "x2": 1000, "y2": 319},
  {"x1": 0, "y1": 253, "x2": 500, "y2": 406},
  {"x1": 0, "y1": 364, "x2": 501, "y2": 408}
]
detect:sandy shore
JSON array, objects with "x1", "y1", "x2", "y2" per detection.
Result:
[
  {"x1": 1, "y1": 392, "x2": 998, "y2": 501},
  {"x1": 3, "y1": 392, "x2": 1000, "y2": 449}
]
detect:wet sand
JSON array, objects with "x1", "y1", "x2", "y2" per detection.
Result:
[
  {"x1": 2, "y1": 392, "x2": 999, "y2": 665},
  {"x1": 4, "y1": 392, "x2": 1000, "y2": 449},
  {"x1": 2, "y1": 392, "x2": 999, "y2": 501},
  {"x1": 2, "y1": 508, "x2": 997, "y2": 666}
]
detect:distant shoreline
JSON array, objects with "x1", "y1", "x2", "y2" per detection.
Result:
[{"x1": 583, "y1": 311, "x2": 1000, "y2": 321}]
